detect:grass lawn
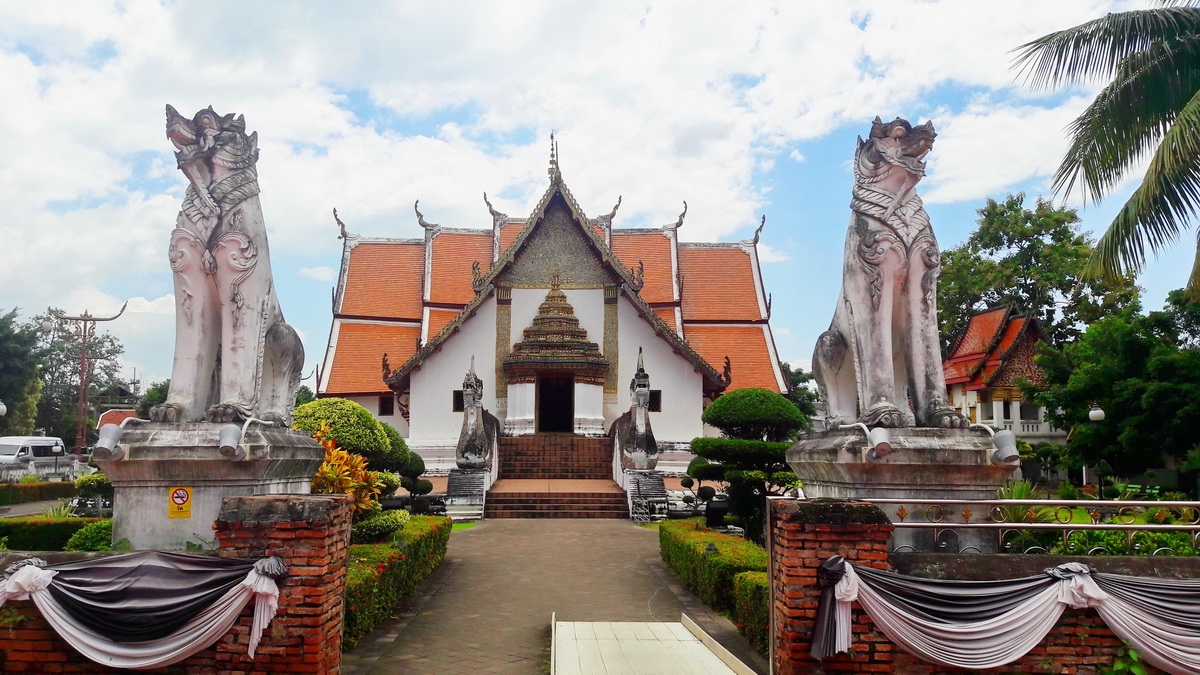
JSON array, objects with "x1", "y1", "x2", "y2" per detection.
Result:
[{"x1": 451, "y1": 522, "x2": 475, "y2": 531}]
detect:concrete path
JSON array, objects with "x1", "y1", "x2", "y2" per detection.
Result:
[
  {"x1": 0, "y1": 499, "x2": 70, "y2": 518},
  {"x1": 343, "y1": 520, "x2": 768, "y2": 674}
]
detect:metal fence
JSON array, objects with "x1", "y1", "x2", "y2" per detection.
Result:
[{"x1": 864, "y1": 498, "x2": 1200, "y2": 555}]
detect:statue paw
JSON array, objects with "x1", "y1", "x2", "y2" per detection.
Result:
[
  {"x1": 257, "y1": 412, "x2": 288, "y2": 427},
  {"x1": 150, "y1": 403, "x2": 185, "y2": 423},
  {"x1": 926, "y1": 407, "x2": 968, "y2": 429},
  {"x1": 206, "y1": 403, "x2": 251, "y2": 424},
  {"x1": 860, "y1": 404, "x2": 904, "y2": 428}
]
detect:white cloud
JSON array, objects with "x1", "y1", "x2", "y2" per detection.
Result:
[{"x1": 299, "y1": 267, "x2": 335, "y2": 282}]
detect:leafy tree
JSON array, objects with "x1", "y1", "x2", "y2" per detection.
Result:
[
  {"x1": 779, "y1": 362, "x2": 819, "y2": 424},
  {"x1": 0, "y1": 309, "x2": 41, "y2": 436},
  {"x1": 1013, "y1": 4, "x2": 1200, "y2": 298},
  {"x1": 295, "y1": 385, "x2": 316, "y2": 407},
  {"x1": 293, "y1": 398, "x2": 390, "y2": 459},
  {"x1": 31, "y1": 309, "x2": 125, "y2": 444},
  {"x1": 137, "y1": 380, "x2": 170, "y2": 419},
  {"x1": 689, "y1": 387, "x2": 805, "y2": 544},
  {"x1": 1020, "y1": 291, "x2": 1200, "y2": 478},
  {"x1": 938, "y1": 193, "x2": 1139, "y2": 349}
]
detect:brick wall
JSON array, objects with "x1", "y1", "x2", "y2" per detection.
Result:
[
  {"x1": 0, "y1": 493, "x2": 352, "y2": 673},
  {"x1": 769, "y1": 498, "x2": 1152, "y2": 675}
]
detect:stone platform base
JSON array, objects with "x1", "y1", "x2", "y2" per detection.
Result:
[
  {"x1": 787, "y1": 428, "x2": 1017, "y2": 552},
  {"x1": 97, "y1": 422, "x2": 324, "y2": 550}
]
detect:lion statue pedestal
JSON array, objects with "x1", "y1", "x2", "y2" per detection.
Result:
[
  {"x1": 95, "y1": 106, "x2": 323, "y2": 550},
  {"x1": 790, "y1": 117, "x2": 1016, "y2": 553}
]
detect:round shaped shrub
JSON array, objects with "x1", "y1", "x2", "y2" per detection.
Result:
[
  {"x1": 294, "y1": 398, "x2": 390, "y2": 458},
  {"x1": 63, "y1": 520, "x2": 113, "y2": 552},
  {"x1": 399, "y1": 451, "x2": 425, "y2": 479},
  {"x1": 377, "y1": 472, "x2": 402, "y2": 498},
  {"x1": 697, "y1": 485, "x2": 717, "y2": 502},
  {"x1": 76, "y1": 472, "x2": 113, "y2": 497},
  {"x1": 680, "y1": 476, "x2": 695, "y2": 489},
  {"x1": 412, "y1": 497, "x2": 431, "y2": 514},
  {"x1": 350, "y1": 510, "x2": 411, "y2": 544},
  {"x1": 702, "y1": 387, "x2": 807, "y2": 441},
  {"x1": 409, "y1": 479, "x2": 434, "y2": 496}
]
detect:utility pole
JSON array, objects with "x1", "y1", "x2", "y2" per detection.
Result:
[{"x1": 44, "y1": 302, "x2": 127, "y2": 453}]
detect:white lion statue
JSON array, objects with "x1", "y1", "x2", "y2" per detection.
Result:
[
  {"x1": 812, "y1": 117, "x2": 966, "y2": 430},
  {"x1": 151, "y1": 106, "x2": 304, "y2": 425}
]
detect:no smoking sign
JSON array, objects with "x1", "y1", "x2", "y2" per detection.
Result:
[{"x1": 168, "y1": 487, "x2": 192, "y2": 519}]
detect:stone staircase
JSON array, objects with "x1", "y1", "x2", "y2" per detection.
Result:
[
  {"x1": 485, "y1": 434, "x2": 628, "y2": 518},
  {"x1": 484, "y1": 483, "x2": 629, "y2": 519},
  {"x1": 497, "y1": 434, "x2": 612, "y2": 480},
  {"x1": 444, "y1": 468, "x2": 489, "y2": 521}
]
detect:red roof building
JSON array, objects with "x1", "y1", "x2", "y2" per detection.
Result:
[
  {"x1": 320, "y1": 159, "x2": 785, "y2": 466},
  {"x1": 942, "y1": 306, "x2": 1063, "y2": 443}
]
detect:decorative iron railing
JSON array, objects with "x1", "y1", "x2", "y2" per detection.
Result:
[{"x1": 864, "y1": 498, "x2": 1200, "y2": 555}]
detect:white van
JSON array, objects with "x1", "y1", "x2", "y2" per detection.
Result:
[{"x1": 0, "y1": 436, "x2": 67, "y2": 464}]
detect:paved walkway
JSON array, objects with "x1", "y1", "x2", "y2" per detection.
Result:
[{"x1": 343, "y1": 520, "x2": 768, "y2": 674}]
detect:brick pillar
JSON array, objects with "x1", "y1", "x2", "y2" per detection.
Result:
[
  {"x1": 769, "y1": 498, "x2": 894, "y2": 674},
  {"x1": 210, "y1": 493, "x2": 353, "y2": 674}
]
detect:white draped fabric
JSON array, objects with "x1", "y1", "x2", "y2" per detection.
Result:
[
  {"x1": 0, "y1": 560, "x2": 282, "y2": 670},
  {"x1": 823, "y1": 559, "x2": 1200, "y2": 675}
]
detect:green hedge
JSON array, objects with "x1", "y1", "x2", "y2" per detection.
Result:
[
  {"x1": 659, "y1": 518, "x2": 767, "y2": 612},
  {"x1": 0, "y1": 482, "x2": 78, "y2": 506},
  {"x1": 0, "y1": 517, "x2": 103, "y2": 550},
  {"x1": 343, "y1": 515, "x2": 452, "y2": 649},
  {"x1": 733, "y1": 572, "x2": 769, "y2": 656}
]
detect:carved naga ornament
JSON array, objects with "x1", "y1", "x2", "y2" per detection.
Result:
[
  {"x1": 152, "y1": 106, "x2": 304, "y2": 426},
  {"x1": 811, "y1": 117, "x2": 966, "y2": 431}
]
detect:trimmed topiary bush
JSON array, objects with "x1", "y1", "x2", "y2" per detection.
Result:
[
  {"x1": 376, "y1": 472, "x2": 402, "y2": 498},
  {"x1": 75, "y1": 472, "x2": 113, "y2": 497},
  {"x1": 350, "y1": 509, "x2": 412, "y2": 544},
  {"x1": 0, "y1": 517, "x2": 104, "y2": 551},
  {"x1": 733, "y1": 572, "x2": 769, "y2": 655},
  {"x1": 63, "y1": 519, "x2": 113, "y2": 551},
  {"x1": 293, "y1": 398, "x2": 390, "y2": 459},
  {"x1": 658, "y1": 518, "x2": 767, "y2": 611},
  {"x1": 0, "y1": 482, "x2": 79, "y2": 506},
  {"x1": 343, "y1": 515, "x2": 451, "y2": 649},
  {"x1": 702, "y1": 387, "x2": 808, "y2": 441}
]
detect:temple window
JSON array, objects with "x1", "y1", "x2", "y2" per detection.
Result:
[
  {"x1": 378, "y1": 395, "x2": 395, "y2": 417},
  {"x1": 452, "y1": 390, "x2": 464, "y2": 412},
  {"x1": 649, "y1": 390, "x2": 662, "y2": 412}
]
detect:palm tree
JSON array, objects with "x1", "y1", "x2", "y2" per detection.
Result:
[{"x1": 1012, "y1": 2, "x2": 1200, "y2": 297}]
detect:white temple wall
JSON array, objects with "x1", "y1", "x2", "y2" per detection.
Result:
[
  {"x1": 616, "y1": 298, "x2": 704, "y2": 443},
  {"x1": 408, "y1": 297, "x2": 498, "y2": 443},
  {"x1": 343, "y1": 395, "x2": 410, "y2": 437}
]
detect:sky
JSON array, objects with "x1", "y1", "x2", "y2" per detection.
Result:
[{"x1": 0, "y1": 0, "x2": 1191, "y2": 395}]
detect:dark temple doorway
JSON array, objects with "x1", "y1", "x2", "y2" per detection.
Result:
[{"x1": 537, "y1": 375, "x2": 574, "y2": 433}]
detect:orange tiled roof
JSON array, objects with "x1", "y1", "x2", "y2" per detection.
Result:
[
  {"x1": 498, "y1": 222, "x2": 524, "y2": 257},
  {"x1": 429, "y1": 233, "x2": 492, "y2": 304},
  {"x1": 996, "y1": 317, "x2": 1026, "y2": 354},
  {"x1": 683, "y1": 324, "x2": 780, "y2": 392},
  {"x1": 948, "y1": 307, "x2": 1008, "y2": 359},
  {"x1": 341, "y1": 242, "x2": 424, "y2": 319},
  {"x1": 426, "y1": 308, "x2": 459, "y2": 341},
  {"x1": 96, "y1": 409, "x2": 137, "y2": 430},
  {"x1": 611, "y1": 232, "x2": 674, "y2": 304},
  {"x1": 326, "y1": 323, "x2": 421, "y2": 394},
  {"x1": 654, "y1": 308, "x2": 678, "y2": 333},
  {"x1": 678, "y1": 248, "x2": 761, "y2": 321}
]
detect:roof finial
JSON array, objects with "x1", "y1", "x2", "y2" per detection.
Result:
[
  {"x1": 333, "y1": 207, "x2": 355, "y2": 239},
  {"x1": 548, "y1": 132, "x2": 560, "y2": 181},
  {"x1": 415, "y1": 200, "x2": 439, "y2": 230},
  {"x1": 666, "y1": 201, "x2": 688, "y2": 230},
  {"x1": 483, "y1": 192, "x2": 505, "y2": 219},
  {"x1": 742, "y1": 214, "x2": 766, "y2": 246}
]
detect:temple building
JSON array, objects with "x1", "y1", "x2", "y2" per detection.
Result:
[
  {"x1": 942, "y1": 306, "x2": 1064, "y2": 444},
  {"x1": 318, "y1": 151, "x2": 785, "y2": 472}
]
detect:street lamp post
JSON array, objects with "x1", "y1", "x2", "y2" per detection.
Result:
[{"x1": 45, "y1": 303, "x2": 127, "y2": 453}]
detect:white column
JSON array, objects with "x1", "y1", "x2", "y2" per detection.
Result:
[
  {"x1": 504, "y1": 382, "x2": 535, "y2": 436},
  {"x1": 573, "y1": 382, "x2": 606, "y2": 437},
  {"x1": 992, "y1": 398, "x2": 1004, "y2": 426}
]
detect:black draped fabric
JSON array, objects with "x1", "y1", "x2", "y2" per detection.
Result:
[
  {"x1": 42, "y1": 552, "x2": 256, "y2": 642},
  {"x1": 810, "y1": 555, "x2": 846, "y2": 659},
  {"x1": 852, "y1": 563, "x2": 1057, "y2": 623}
]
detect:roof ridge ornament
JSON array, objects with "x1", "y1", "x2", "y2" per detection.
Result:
[
  {"x1": 742, "y1": 214, "x2": 766, "y2": 246},
  {"x1": 414, "y1": 200, "x2": 439, "y2": 230},
  {"x1": 483, "y1": 192, "x2": 506, "y2": 219},
  {"x1": 333, "y1": 208, "x2": 356, "y2": 240},
  {"x1": 665, "y1": 201, "x2": 688, "y2": 231}
]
